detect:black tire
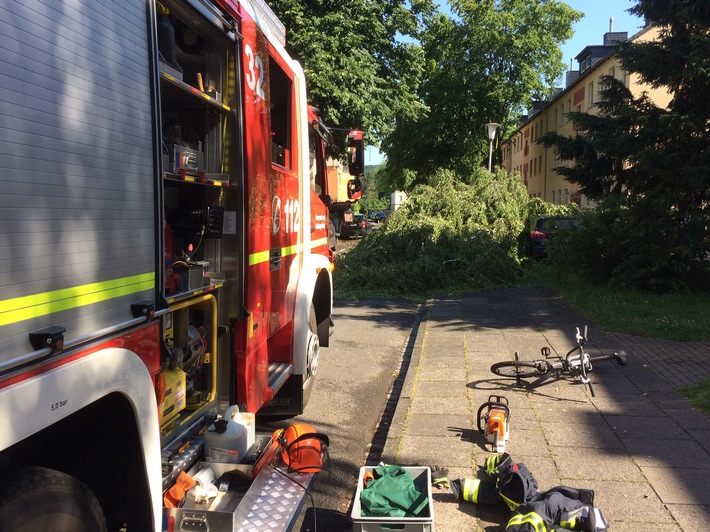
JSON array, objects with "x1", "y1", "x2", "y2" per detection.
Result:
[
  {"x1": 301, "y1": 304, "x2": 320, "y2": 409},
  {"x1": 491, "y1": 360, "x2": 542, "y2": 379},
  {"x1": 0, "y1": 466, "x2": 107, "y2": 532}
]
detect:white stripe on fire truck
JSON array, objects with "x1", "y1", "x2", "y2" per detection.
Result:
[{"x1": 0, "y1": 273, "x2": 155, "y2": 327}]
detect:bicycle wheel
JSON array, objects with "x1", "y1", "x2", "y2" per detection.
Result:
[{"x1": 491, "y1": 360, "x2": 542, "y2": 379}]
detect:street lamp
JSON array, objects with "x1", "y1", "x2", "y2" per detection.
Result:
[{"x1": 485, "y1": 122, "x2": 500, "y2": 173}]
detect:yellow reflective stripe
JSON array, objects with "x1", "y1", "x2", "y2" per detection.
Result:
[
  {"x1": 462, "y1": 478, "x2": 480, "y2": 503},
  {"x1": 486, "y1": 455, "x2": 499, "y2": 476},
  {"x1": 283, "y1": 243, "x2": 298, "y2": 256},
  {"x1": 500, "y1": 492, "x2": 519, "y2": 511},
  {"x1": 0, "y1": 273, "x2": 155, "y2": 327},
  {"x1": 248, "y1": 243, "x2": 302, "y2": 266},
  {"x1": 507, "y1": 511, "x2": 546, "y2": 532},
  {"x1": 248, "y1": 250, "x2": 270, "y2": 266},
  {"x1": 310, "y1": 237, "x2": 328, "y2": 250}
]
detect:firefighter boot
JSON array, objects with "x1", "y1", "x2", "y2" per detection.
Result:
[{"x1": 451, "y1": 478, "x2": 501, "y2": 505}]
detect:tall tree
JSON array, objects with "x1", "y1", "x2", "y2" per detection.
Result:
[
  {"x1": 381, "y1": 0, "x2": 581, "y2": 189},
  {"x1": 268, "y1": 0, "x2": 434, "y2": 153},
  {"x1": 540, "y1": 0, "x2": 710, "y2": 292}
]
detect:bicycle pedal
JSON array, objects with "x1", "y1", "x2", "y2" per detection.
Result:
[{"x1": 541, "y1": 347, "x2": 551, "y2": 357}]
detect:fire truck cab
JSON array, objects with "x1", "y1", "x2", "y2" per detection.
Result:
[{"x1": 0, "y1": 0, "x2": 363, "y2": 529}]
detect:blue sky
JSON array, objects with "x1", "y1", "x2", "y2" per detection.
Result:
[{"x1": 365, "y1": 0, "x2": 645, "y2": 166}]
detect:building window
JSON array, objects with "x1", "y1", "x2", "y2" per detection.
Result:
[
  {"x1": 588, "y1": 82, "x2": 594, "y2": 107},
  {"x1": 552, "y1": 190, "x2": 556, "y2": 203}
]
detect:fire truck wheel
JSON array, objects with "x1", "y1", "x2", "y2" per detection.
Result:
[
  {"x1": 0, "y1": 466, "x2": 107, "y2": 532},
  {"x1": 302, "y1": 304, "x2": 320, "y2": 407}
]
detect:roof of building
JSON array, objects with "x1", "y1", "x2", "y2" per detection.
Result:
[{"x1": 504, "y1": 24, "x2": 654, "y2": 138}]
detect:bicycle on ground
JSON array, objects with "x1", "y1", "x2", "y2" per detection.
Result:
[{"x1": 490, "y1": 326, "x2": 627, "y2": 397}]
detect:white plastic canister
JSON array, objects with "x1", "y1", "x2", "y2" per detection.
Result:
[
  {"x1": 224, "y1": 405, "x2": 256, "y2": 450},
  {"x1": 204, "y1": 417, "x2": 247, "y2": 464}
]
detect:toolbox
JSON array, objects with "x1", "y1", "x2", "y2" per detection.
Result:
[
  {"x1": 351, "y1": 466, "x2": 434, "y2": 532},
  {"x1": 164, "y1": 436, "x2": 315, "y2": 531}
]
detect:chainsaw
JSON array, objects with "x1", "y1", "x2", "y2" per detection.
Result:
[{"x1": 477, "y1": 395, "x2": 511, "y2": 453}]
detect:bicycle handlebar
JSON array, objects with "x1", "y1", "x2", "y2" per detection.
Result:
[{"x1": 589, "y1": 351, "x2": 628, "y2": 366}]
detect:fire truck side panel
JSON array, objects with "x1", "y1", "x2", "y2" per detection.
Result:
[
  {"x1": 0, "y1": 0, "x2": 158, "y2": 364},
  {"x1": 249, "y1": 23, "x2": 335, "y2": 415},
  {"x1": 234, "y1": 2, "x2": 310, "y2": 412},
  {"x1": 235, "y1": 7, "x2": 271, "y2": 411}
]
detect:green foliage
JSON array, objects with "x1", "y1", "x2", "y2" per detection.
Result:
[
  {"x1": 358, "y1": 166, "x2": 391, "y2": 214},
  {"x1": 538, "y1": 1, "x2": 710, "y2": 293},
  {"x1": 381, "y1": 0, "x2": 582, "y2": 188},
  {"x1": 268, "y1": 0, "x2": 434, "y2": 154},
  {"x1": 546, "y1": 203, "x2": 710, "y2": 293},
  {"x1": 334, "y1": 168, "x2": 533, "y2": 298}
]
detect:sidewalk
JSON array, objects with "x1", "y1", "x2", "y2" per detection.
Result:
[{"x1": 375, "y1": 285, "x2": 710, "y2": 531}]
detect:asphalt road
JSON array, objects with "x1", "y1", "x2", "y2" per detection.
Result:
[{"x1": 288, "y1": 297, "x2": 421, "y2": 531}]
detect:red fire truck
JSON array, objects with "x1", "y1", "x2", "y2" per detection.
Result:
[{"x1": 0, "y1": 0, "x2": 363, "y2": 529}]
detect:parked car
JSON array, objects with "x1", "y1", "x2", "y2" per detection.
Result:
[
  {"x1": 373, "y1": 211, "x2": 388, "y2": 223},
  {"x1": 340, "y1": 213, "x2": 369, "y2": 239},
  {"x1": 528, "y1": 215, "x2": 580, "y2": 258},
  {"x1": 367, "y1": 210, "x2": 388, "y2": 223}
]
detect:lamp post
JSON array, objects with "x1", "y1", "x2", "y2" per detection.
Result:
[{"x1": 485, "y1": 122, "x2": 500, "y2": 173}]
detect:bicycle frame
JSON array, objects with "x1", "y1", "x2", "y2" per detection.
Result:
[{"x1": 491, "y1": 326, "x2": 626, "y2": 397}]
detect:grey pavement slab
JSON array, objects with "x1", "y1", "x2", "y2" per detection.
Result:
[
  {"x1": 667, "y1": 504, "x2": 710, "y2": 532},
  {"x1": 622, "y1": 438, "x2": 710, "y2": 469},
  {"x1": 552, "y1": 446, "x2": 648, "y2": 482},
  {"x1": 641, "y1": 467, "x2": 710, "y2": 505},
  {"x1": 396, "y1": 435, "x2": 474, "y2": 469},
  {"x1": 582, "y1": 479, "x2": 678, "y2": 528}
]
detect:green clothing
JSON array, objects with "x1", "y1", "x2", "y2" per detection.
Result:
[{"x1": 360, "y1": 466, "x2": 429, "y2": 518}]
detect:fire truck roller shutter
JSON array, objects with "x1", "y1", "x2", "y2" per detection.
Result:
[{"x1": 0, "y1": 0, "x2": 157, "y2": 363}]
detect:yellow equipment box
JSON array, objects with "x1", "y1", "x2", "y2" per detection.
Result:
[{"x1": 160, "y1": 368, "x2": 187, "y2": 425}]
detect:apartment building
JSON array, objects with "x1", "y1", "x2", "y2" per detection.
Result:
[{"x1": 501, "y1": 24, "x2": 671, "y2": 207}]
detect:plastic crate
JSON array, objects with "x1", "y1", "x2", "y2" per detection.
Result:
[{"x1": 351, "y1": 466, "x2": 435, "y2": 532}]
